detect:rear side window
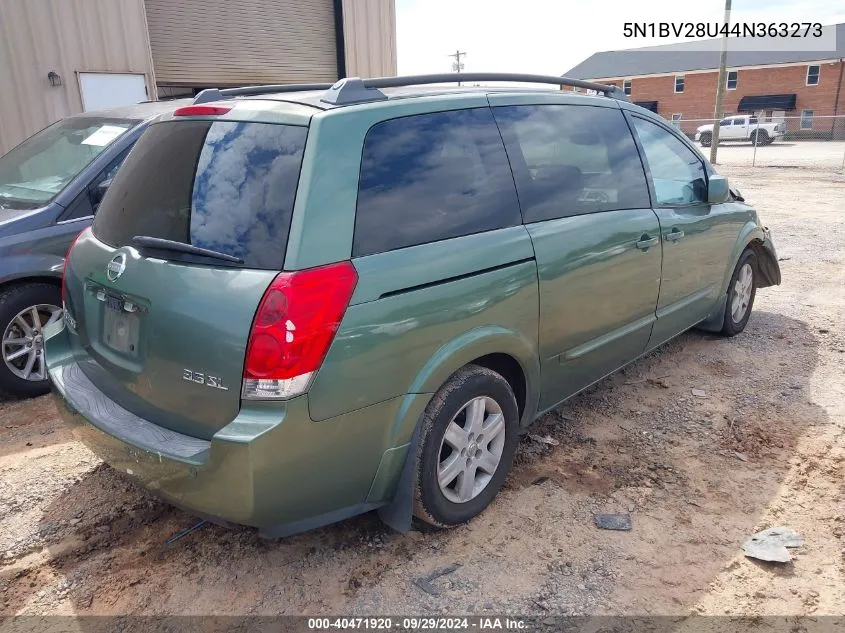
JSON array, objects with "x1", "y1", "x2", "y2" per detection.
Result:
[
  {"x1": 492, "y1": 105, "x2": 650, "y2": 222},
  {"x1": 94, "y1": 120, "x2": 308, "y2": 269},
  {"x1": 353, "y1": 108, "x2": 521, "y2": 257}
]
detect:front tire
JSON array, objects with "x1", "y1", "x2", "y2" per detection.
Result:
[
  {"x1": 721, "y1": 250, "x2": 758, "y2": 337},
  {"x1": 413, "y1": 364, "x2": 519, "y2": 528},
  {"x1": 699, "y1": 133, "x2": 712, "y2": 147},
  {"x1": 0, "y1": 283, "x2": 63, "y2": 398}
]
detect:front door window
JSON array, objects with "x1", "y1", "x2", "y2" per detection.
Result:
[{"x1": 632, "y1": 118, "x2": 707, "y2": 206}]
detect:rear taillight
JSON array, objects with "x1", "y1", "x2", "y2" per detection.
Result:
[
  {"x1": 242, "y1": 261, "x2": 358, "y2": 400},
  {"x1": 173, "y1": 104, "x2": 232, "y2": 117},
  {"x1": 61, "y1": 229, "x2": 86, "y2": 308}
]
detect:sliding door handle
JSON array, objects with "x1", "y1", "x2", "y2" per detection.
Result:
[
  {"x1": 636, "y1": 236, "x2": 659, "y2": 250},
  {"x1": 665, "y1": 229, "x2": 685, "y2": 242}
]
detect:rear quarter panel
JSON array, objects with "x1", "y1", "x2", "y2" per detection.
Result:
[{"x1": 308, "y1": 227, "x2": 540, "y2": 448}]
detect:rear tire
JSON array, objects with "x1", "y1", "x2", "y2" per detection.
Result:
[
  {"x1": 413, "y1": 364, "x2": 519, "y2": 528},
  {"x1": 720, "y1": 250, "x2": 758, "y2": 337},
  {"x1": 0, "y1": 283, "x2": 62, "y2": 399},
  {"x1": 699, "y1": 133, "x2": 712, "y2": 147}
]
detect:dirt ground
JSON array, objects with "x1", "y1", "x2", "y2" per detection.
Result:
[{"x1": 1, "y1": 165, "x2": 843, "y2": 621}]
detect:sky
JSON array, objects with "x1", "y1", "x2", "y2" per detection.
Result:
[{"x1": 395, "y1": 0, "x2": 845, "y2": 77}]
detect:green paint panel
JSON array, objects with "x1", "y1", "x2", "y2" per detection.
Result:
[
  {"x1": 309, "y1": 227, "x2": 540, "y2": 427},
  {"x1": 648, "y1": 201, "x2": 753, "y2": 347},
  {"x1": 63, "y1": 229, "x2": 276, "y2": 440},
  {"x1": 527, "y1": 209, "x2": 662, "y2": 410}
]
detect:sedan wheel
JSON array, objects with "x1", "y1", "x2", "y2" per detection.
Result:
[
  {"x1": 0, "y1": 283, "x2": 63, "y2": 398},
  {"x1": 3, "y1": 304, "x2": 62, "y2": 381}
]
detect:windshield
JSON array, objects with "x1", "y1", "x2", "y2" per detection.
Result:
[{"x1": 0, "y1": 117, "x2": 138, "y2": 210}]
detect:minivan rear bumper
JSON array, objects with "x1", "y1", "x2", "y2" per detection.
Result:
[{"x1": 46, "y1": 322, "x2": 419, "y2": 536}]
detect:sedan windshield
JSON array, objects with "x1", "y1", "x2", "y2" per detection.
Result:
[{"x1": 0, "y1": 117, "x2": 138, "y2": 210}]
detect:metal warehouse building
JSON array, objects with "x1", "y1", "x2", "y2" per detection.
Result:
[{"x1": 0, "y1": 0, "x2": 397, "y2": 154}]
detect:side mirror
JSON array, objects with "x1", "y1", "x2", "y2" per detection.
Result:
[
  {"x1": 707, "y1": 174, "x2": 730, "y2": 204},
  {"x1": 91, "y1": 178, "x2": 112, "y2": 208}
]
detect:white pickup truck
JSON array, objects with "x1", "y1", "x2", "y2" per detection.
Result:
[{"x1": 695, "y1": 115, "x2": 786, "y2": 147}]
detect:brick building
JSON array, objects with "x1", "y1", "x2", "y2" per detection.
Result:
[{"x1": 564, "y1": 23, "x2": 845, "y2": 138}]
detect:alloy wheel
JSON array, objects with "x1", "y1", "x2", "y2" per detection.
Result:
[
  {"x1": 2, "y1": 304, "x2": 62, "y2": 381},
  {"x1": 437, "y1": 396, "x2": 506, "y2": 504},
  {"x1": 730, "y1": 263, "x2": 754, "y2": 323}
]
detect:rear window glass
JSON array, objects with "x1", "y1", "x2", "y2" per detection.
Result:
[
  {"x1": 492, "y1": 105, "x2": 650, "y2": 222},
  {"x1": 353, "y1": 108, "x2": 521, "y2": 257},
  {"x1": 93, "y1": 120, "x2": 308, "y2": 269}
]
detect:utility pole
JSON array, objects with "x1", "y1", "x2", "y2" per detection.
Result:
[
  {"x1": 710, "y1": 0, "x2": 732, "y2": 164},
  {"x1": 448, "y1": 50, "x2": 466, "y2": 86}
]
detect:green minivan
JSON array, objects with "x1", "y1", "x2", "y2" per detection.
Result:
[{"x1": 46, "y1": 74, "x2": 781, "y2": 537}]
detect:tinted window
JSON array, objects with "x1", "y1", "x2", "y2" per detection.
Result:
[
  {"x1": 632, "y1": 117, "x2": 707, "y2": 206},
  {"x1": 492, "y1": 105, "x2": 650, "y2": 222},
  {"x1": 61, "y1": 149, "x2": 131, "y2": 222},
  {"x1": 94, "y1": 120, "x2": 307, "y2": 269},
  {"x1": 62, "y1": 188, "x2": 94, "y2": 222},
  {"x1": 353, "y1": 108, "x2": 521, "y2": 257}
]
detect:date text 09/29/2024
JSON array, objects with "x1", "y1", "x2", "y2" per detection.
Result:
[
  {"x1": 307, "y1": 617, "x2": 527, "y2": 630},
  {"x1": 623, "y1": 22, "x2": 823, "y2": 38}
]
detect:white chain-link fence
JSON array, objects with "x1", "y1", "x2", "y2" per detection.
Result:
[{"x1": 665, "y1": 114, "x2": 845, "y2": 171}]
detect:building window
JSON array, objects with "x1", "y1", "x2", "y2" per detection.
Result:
[
  {"x1": 623, "y1": 79, "x2": 632, "y2": 95},
  {"x1": 806, "y1": 65, "x2": 820, "y2": 85},
  {"x1": 674, "y1": 75, "x2": 685, "y2": 93},
  {"x1": 671, "y1": 113, "x2": 682, "y2": 129},
  {"x1": 800, "y1": 110, "x2": 814, "y2": 129},
  {"x1": 726, "y1": 71, "x2": 738, "y2": 90}
]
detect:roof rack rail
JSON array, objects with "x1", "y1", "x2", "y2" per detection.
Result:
[
  {"x1": 193, "y1": 83, "x2": 334, "y2": 105},
  {"x1": 321, "y1": 73, "x2": 628, "y2": 105}
]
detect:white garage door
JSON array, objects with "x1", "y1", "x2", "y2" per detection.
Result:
[{"x1": 79, "y1": 73, "x2": 148, "y2": 112}]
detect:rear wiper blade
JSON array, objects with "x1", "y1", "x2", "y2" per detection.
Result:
[{"x1": 131, "y1": 236, "x2": 244, "y2": 264}]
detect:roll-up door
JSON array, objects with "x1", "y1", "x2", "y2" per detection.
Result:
[{"x1": 145, "y1": 0, "x2": 338, "y2": 86}]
